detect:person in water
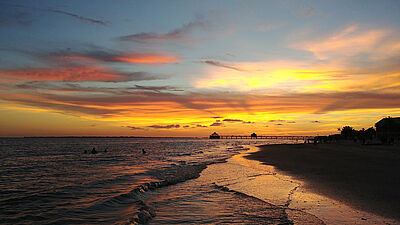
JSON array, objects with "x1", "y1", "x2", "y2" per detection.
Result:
[
  {"x1": 91, "y1": 147, "x2": 98, "y2": 154},
  {"x1": 142, "y1": 149, "x2": 146, "y2": 154}
]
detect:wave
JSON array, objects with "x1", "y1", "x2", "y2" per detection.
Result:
[
  {"x1": 94, "y1": 163, "x2": 210, "y2": 224},
  {"x1": 212, "y1": 183, "x2": 325, "y2": 225}
]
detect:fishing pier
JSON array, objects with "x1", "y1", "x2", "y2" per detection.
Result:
[{"x1": 209, "y1": 132, "x2": 314, "y2": 141}]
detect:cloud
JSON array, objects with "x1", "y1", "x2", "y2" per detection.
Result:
[
  {"x1": 0, "y1": 66, "x2": 157, "y2": 82},
  {"x1": 1, "y1": 3, "x2": 108, "y2": 26},
  {"x1": 316, "y1": 92, "x2": 400, "y2": 113},
  {"x1": 1, "y1": 77, "x2": 400, "y2": 122},
  {"x1": 269, "y1": 119, "x2": 286, "y2": 122},
  {"x1": 195, "y1": 60, "x2": 321, "y2": 91},
  {"x1": 46, "y1": 49, "x2": 180, "y2": 65},
  {"x1": 113, "y1": 53, "x2": 179, "y2": 64},
  {"x1": 148, "y1": 124, "x2": 180, "y2": 129},
  {"x1": 223, "y1": 118, "x2": 254, "y2": 124},
  {"x1": 46, "y1": 8, "x2": 107, "y2": 26},
  {"x1": 195, "y1": 57, "x2": 400, "y2": 94},
  {"x1": 294, "y1": 25, "x2": 387, "y2": 59},
  {"x1": 196, "y1": 124, "x2": 208, "y2": 128},
  {"x1": 202, "y1": 60, "x2": 245, "y2": 72},
  {"x1": 210, "y1": 122, "x2": 223, "y2": 126},
  {"x1": 125, "y1": 126, "x2": 144, "y2": 130},
  {"x1": 311, "y1": 120, "x2": 321, "y2": 123},
  {"x1": 223, "y1": 119, "x2": 243, "y2": 122},
  {"x1": 268, "y1": 119, "x2": 296, "y2": 124},
  {"x1": 118, "y1": 17, "x2": 208, "y2": 43},
  {"x1": 129, "y1": 85, "x2": 183, "y2": 92}
]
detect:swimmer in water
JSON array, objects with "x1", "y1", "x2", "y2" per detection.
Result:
[{"x1": 91, "y1": 147, "x2": 98, "y2": 154}]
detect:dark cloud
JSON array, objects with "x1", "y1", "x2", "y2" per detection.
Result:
[
  {"x1": 10, "y1": 82, "x2": 180, "y2": 95},
  {"x1": 316, "y1": 92, "x2": 400, "y2": 113},
  {"x1": 148, "y1": 124, "x2": 180, "y2": 129},
  {"x1": 2, "y1": 80, "x2": 400, "y2": 120},
  {"x1": 115, "y1": 73, "x2": 163, "y2": 82},
  {"x1": 202, "y1": 60, "x2": 244, "y2": 72},
  {"x1": 210, "y1": 122, "x2": 222, "y2": 126},
  {"x1": 211, "y1": 116, "x2": 223, "y2": 119},
  {"x1": 118, "y1": 17, "x2": 208, "y2": 43},
  {"x1": 223, "y1": 119, "x2": 254, "y2": 124},
  {"x1": 196, "y1": 124, "x2": 208, "y2": 128},
  {"x1": 268, "y1": 119, "x2": 295, "y2": 124},
  {"x1": 46, "y1": 8, "x2": 107, "y2": 26},
  {"x1": 223, "y1": 119, "x2": 243, "y2": 122},
  {"x1": 0, "y1": 66, "x2": 161, "y2": 82},
  {"x1": 1, "y1": 3, "x2": 107, "y2": 26},
  {"x1": 275, "y1": 123, "x2": 283, "y2": 126},
  {"x1": 125, "y1": 126, "x2": 143, "y2": 130},
  {"x1": 129, "y1": 85, "x2": 183, "y2": 92},
  {"x1": 43, "y1": 49, "x2": 179, "y2": 66},
  {"x1": 311, "y1": 121, "x2": 321, "y2": 123}
]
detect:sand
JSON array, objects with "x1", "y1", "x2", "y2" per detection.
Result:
[{"x1": 245, "y1": 141, "x2": 400, "y2": 221}]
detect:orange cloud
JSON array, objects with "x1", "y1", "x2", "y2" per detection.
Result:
[
  {"x1": 293, "y1": 25, "x2": 388, "y2": 59},
  {"x1": 44, "y1": 49, "x2": 180, "y2": 65},
  {"x1": 113, "y1": 54, "x2": 180, "y2": 64},
  {"x1": 1, "y1": 66, "x2": 131, "y2": 82}
]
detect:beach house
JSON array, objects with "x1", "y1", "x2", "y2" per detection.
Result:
[{"x1": 375, "y1": 117, "x2": 400, "y2": 144}]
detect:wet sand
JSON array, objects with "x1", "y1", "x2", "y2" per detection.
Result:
[{"x1": 246, "y1": 142, "x2": 400, "y2": 222}]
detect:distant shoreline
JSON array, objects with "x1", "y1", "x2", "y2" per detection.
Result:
[{"x1": 246, "y1": 142, "x2": 400, "y2": 221}]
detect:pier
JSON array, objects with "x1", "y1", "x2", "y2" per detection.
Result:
[
  {"x1": 217, "y1": 135, "x2": 314, "y2": 140},
  {"x1": 209, "y1": 132, "x2": 314, "y2": 140}
]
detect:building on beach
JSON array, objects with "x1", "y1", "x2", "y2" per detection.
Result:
[
  {"x1": 375, "y1": 117, "x2": 400, "y2": 144},
  {"x1": 209, "y1": 132, "x2": 221, "y2": 139}
]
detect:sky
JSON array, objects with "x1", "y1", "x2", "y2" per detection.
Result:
[{"x1": 0, "y1": 0, "x2": 400, "y2": 137}]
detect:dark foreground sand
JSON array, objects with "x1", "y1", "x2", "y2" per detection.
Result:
[{"x1": 246, "y1": 141, "x2": 400, "y2": 221}]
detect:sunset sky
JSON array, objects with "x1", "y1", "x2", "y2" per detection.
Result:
[{"x1": 1, "y1": 0, "x2": 400, "y2": 137}]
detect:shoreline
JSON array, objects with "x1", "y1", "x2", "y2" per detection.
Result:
[{"x1": 245, "y1": 142, "x2": 400, "y2": 222}]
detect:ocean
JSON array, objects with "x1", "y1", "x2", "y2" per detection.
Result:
[{"x1": 0, "y1": 137, "x2": 317, "y2": 224}]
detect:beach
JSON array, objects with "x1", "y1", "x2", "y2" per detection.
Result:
[{"x1": 246, "y1": 142, "x2": 400, "y2": 222}]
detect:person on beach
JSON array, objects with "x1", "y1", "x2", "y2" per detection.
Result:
[
  {"x1": 142, "y1": 149, "x2": 146, "y2": 154},
  {"x1": 91, "y1": 147, "x2": 98, "y2": 154}
]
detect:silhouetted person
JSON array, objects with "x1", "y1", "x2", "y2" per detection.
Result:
[
  {"x1": 104, "y1": 148, "x2": 108, "y2": 153},
  {"x1": 91, "y1": 147, "x2": 98, "y2": 154},
  {"x1": 84, "y1": 150, "x2": 88, "y2": 154},
  {"x1": 142, "y1": 149, "x2": 146, "y2": 154}
]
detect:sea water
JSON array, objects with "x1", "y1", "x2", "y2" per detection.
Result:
[{"x1": 0, "y1": 137, "x2": 312, "y2": 224}]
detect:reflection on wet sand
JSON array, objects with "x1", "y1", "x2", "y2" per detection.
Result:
[{"x1": 228, "y1": 146, "x2": 399, "y2": 224}]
